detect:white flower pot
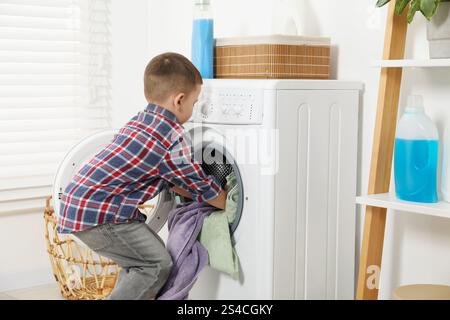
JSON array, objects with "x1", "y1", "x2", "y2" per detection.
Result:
[{"x1": 427, "y1": 2, "x2": 450, "y2": 59}]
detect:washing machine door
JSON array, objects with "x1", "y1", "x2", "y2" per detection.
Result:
[
  {"x1": 52, "y1": 129, "x2": 118, "y2": 218},
  {"x1": 187, "y1": 125, "x2": 244, "y2": 235},
  {"x1": 52, "y1": 127, "x2": 244, "y2": 235},
  {"x1": 52, "y1": 129, "x2": 173, "y2": 233}
]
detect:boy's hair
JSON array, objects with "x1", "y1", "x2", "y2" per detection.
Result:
[{"x1": 144, "y1": 52, "x2": 203, "y2": 102}]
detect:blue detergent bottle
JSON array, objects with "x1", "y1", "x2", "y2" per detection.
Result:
[
  {"x1": 191, "y1": 0, "x2": 214, "y2": 79},
  {"x1": 394, "y1": 95, "x2": 439, "y2": 203}
]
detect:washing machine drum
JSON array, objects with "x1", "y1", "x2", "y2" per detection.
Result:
[{"x1": 52, "y1": 128, "x2": 244, "y2": 234}]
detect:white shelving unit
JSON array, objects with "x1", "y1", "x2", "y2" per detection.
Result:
[
  {"x1": 356, "y1": 193, "x2": 450, "y2": 220},
  {"x1": 373, "y1": 59, "x2": 450, "y2": 68}
]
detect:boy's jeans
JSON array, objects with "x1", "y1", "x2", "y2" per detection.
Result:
[{"x1": 73, "y1": 220, "x2": 172, "y2": 300}]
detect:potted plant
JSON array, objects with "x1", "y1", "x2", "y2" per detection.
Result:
[{"x1": 376, "y1": 0, "x2": 450, "y2": 58}]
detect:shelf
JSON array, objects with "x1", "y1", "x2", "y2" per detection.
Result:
[
  {"x1": 373, "y1": 59, "x2": 450, "y2": 68},
  {"x1": 356, "y1": 193, "x2": 450, "y2": 219}
]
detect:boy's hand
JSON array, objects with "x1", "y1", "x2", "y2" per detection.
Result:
[
  {"x1": 170, "y1": 186, "x2": 192, "y2": 199},
  {"x1": 206, "y1": 190, "x2": 227, "y2": 210},
  {"x1": 170, "y1": 186, "x2": 227, "y2": 210}
]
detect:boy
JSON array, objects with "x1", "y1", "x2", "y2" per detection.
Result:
[{"x1": 58, "y1": 52, "x2": 227, "y2": 300}]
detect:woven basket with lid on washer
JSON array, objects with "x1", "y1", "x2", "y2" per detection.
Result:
[{"x1": 214, "y1": 35, "x2": 331, "y2": 79}]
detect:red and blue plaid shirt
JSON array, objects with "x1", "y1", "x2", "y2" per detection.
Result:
[{"x1": 57, "y1": 104, "x2": 222, "y2": 234}]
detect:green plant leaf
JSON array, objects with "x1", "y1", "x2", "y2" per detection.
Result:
[
  {"x1": 407, "y1": 0, "x2": 421, "y2": 22},
  {"x1": 395, "y1": 0, "x2": 412, "y2": 15},
  {"x1": 429, "y1": 0, "x2": 442, "y2": 18},
  {"x1": 376, "y1": 0, "x2": 391, "y2": 7},
  {"x1": 421, "y1": 0, "x2": 440, "y2": 19},
  {"x1": 375, "y1": 0, "x2": 445, "y2": 23}
]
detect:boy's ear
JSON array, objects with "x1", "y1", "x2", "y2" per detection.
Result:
[{"x1": 174, "y1": 92, "x2": 185, "y2": 111}]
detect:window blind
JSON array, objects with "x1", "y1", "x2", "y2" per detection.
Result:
[{"x1": 0, "y1": 0, "x2": 112, "y2": 214}]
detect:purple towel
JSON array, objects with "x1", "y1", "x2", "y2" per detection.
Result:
[{"x1": 157, "y1": 201, "x2": 216, "y2": 300}]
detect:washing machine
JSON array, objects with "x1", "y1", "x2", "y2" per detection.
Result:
[{"x1": 53, "y1": 79, "x2": 363, "y2": 300}]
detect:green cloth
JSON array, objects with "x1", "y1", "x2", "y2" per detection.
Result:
[{"x1": 199, "y1": 172, "x2": 240, "y2": 279}]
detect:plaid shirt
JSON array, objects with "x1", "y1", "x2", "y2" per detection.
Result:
[{"x1": 57, "y1": 104, "x2": 222, "y2": 234}]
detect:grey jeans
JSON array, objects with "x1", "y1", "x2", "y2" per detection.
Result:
[{"x1": 73, "y1": 221, "x2": 172, "y2": 300}]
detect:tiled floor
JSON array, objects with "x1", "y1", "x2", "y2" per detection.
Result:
[{"x1": 0, "y1": 283, "x2": 63, "y2": 300}]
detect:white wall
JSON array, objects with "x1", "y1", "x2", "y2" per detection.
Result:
[
  {"x1": 111, "y1": 0, "x2": 150, "y2": 128},
  {"x1": 146, "y1": 0, "x2": 450, "y2": 299},
  {"x1": 0, "y1": 213, "x2": 54, "y2": 291},
  {"x1": 0, "y1": 0, "x2": 150, "y2": 293}
]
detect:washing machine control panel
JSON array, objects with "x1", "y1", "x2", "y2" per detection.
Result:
[{"x1": 191, "y1": 88, "x2": 264, "y2": 124}]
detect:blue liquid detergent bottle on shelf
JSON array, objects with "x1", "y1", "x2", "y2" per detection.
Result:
[
  {"x1": 191, "y1": 0, "x2": 214, "y2": 79},
  {"x1": 394, "y1": 95, "x2": 439, "y2": 203}
]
